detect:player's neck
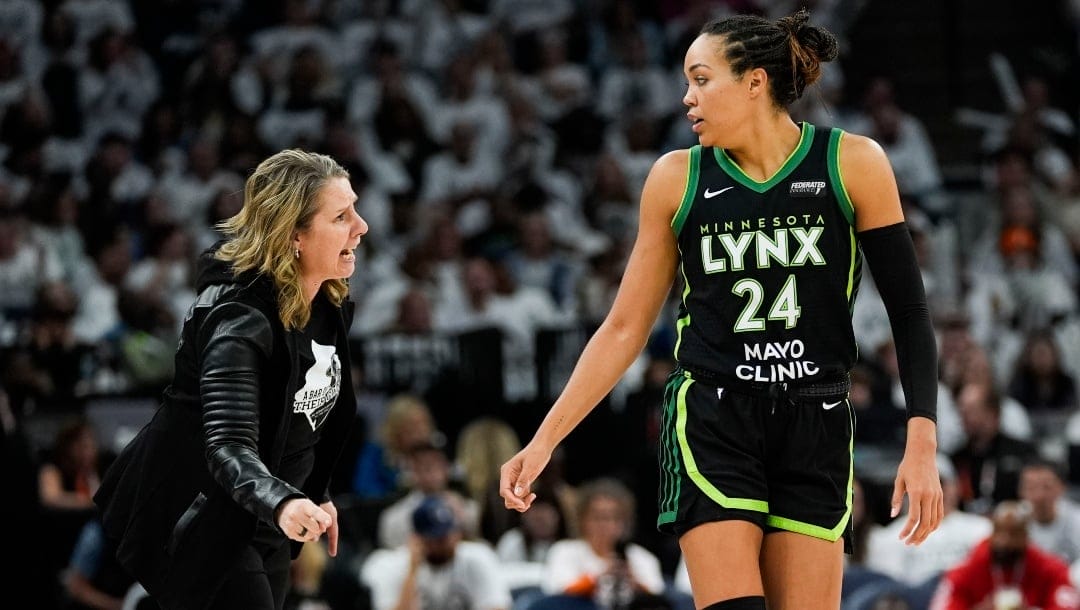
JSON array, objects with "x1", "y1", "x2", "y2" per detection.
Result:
[{"x1": 723, "y1": 114, "x2": 803, "y2": 182}]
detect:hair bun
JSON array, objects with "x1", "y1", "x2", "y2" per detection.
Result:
[
  {"x1": 779, "y1": 8, "x2": 839, "y2": 65},
  {"x1": 777, "y1": 7, "x2": 811, "y2": 37}
]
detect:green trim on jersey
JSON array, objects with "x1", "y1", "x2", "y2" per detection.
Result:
[
  {"x1": 675, "y1": 375, "x2": 770, "y2": 513},
  {"x1": 845, "y1": 224, "x2": 858, "y2": 304},
  {"x1": 713, "y1": 122, "x2": 814, "y2": 193},
  {"x1": 765, "y1": 400, "x2": 855, "y2": 541},
  {"x1": 673, "y1": 257, "x2": 692, "y2": 360},
  {"x1": 827, "y1": 129, "x2": 856, "y2": 226},
  {"x1": 671, "y1": 146, "x2": 702, "y2": 235}
]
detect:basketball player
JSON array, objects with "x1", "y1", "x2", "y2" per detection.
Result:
[{"x1": 500, "y1": 9, "x2": 942, "y2": 610}]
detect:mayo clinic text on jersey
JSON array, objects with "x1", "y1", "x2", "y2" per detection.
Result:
[{"x1": 738, "y1": 339, "x2": 820, "y2": 382}]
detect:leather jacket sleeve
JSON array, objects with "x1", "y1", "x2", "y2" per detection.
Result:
[{"x1": 198, "y1": 301, "x2": 301, "y2": 526}]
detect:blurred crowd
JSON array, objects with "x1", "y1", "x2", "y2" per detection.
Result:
[{"x1": 1, "y1": 0, "x2": 1080, "y2": 609}]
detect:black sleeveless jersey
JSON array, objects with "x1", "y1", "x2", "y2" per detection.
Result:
[{"x1": 671, "y1": 122, "x2": 862, "y2": 383}]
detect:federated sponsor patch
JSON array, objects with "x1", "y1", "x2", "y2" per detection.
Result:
[{"x1": 789, "y1": 180, "x2": 827, "y2": 197}]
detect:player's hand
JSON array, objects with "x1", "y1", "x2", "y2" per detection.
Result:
[
  {"x1": 500, "y1": 443, "x2": 551, "y2": 512},
  {"x1": 892, "y1": 420, "x2": 943, "y2": 545}
]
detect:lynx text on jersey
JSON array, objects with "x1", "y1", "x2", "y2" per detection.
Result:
[{"x1": 699, "y1": 214, "x2": 826, "y2": 273}]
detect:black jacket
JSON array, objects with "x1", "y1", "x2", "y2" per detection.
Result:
[{"x1": 93, "y1": 247, "x2": 357, "y2": 609}]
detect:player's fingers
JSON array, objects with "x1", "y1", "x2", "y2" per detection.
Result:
[
  {"x1": 500, "y1": 459, "x2": 527, "y2": 510},
  {"x1": 921, "y1": 491, "x2": 940, "y2": 543},
  {"x1": 512, "y1": 458, "x2": 547, "y2": 501},
  {"x1": 506, "y1": 479, "x2": 536, "y2": 513},
  {"x1": 923, "y1": 488, "x2": 944, "y2": 542},
  {"x1": 910, "y1": 494, "x2": 932, "y2": 545},
  {"x1": 909, "y1": 483, "x2": 940, "y2": 545},
  {"x1": 890, "y1": 476, "x2": 905, "y2": 519},
  {"x1": 513, "y1": 476, "x2": 532, "y2": 499},
  {"x1": 521, "y1": 492, "x2": 536, "y2": 510},
  {"x1": 898, "y1": 494, "x2": 920, "y2": 544}
]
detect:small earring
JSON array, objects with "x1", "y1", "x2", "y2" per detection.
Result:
[{"x1": 294, "y1": 248, "x2": 300, "y2": 259}]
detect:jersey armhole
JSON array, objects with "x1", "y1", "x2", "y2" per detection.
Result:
[
  {"x1": 670, "y1": 145, "x2": 701, "y2": 235},
  {"x1": 827, "y1": 129, "x2": 856, "y2": 226}
]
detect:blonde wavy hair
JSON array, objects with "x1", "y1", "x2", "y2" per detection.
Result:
[
  {"x1": 379, "y1": 394, "x2": 437, "y2": 458},
  {"x1": 455, "y1": 417, "x2": 522, "y2": 501},
  {"x1": 216, "y1": 149, "x2": 349, "y2": 329}
]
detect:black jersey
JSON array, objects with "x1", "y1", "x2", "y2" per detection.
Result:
[{"x1": 671, "y1": 122, "x2": 861, "y2": 383}]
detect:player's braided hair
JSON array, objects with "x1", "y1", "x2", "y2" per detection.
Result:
[{"x1": 700, "y1": 8, "x2": 839, "y2": 107}]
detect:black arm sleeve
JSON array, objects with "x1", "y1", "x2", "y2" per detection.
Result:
[{"x1": 857, "y1": 222, "x2": 938, "y2": 422}]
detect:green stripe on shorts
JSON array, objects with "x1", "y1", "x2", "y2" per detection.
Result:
[
  {"x1": 675, "y1": 375, "x2": 769, "y2": 513},
  {"x1": 657, "y1": 373, "x2": 685, "y2": 525},
  {"x1": 765, "y1": 402, "x2": 855, "y2": 541}
]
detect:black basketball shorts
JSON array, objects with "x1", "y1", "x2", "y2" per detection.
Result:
[{"x1": 656, "y1": 368, "x2": 855, "y2": 552}]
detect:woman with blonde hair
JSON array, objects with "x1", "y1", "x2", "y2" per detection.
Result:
[
  {"x1": 455, "y1": 416, "x2": 522, "y2": 542},
  {"x1": 456, "y1": 417, "x2": 521, "y2": 503},
  {"x1": 94, "y1": 149, "x2": 369, "y2": 609},
  {"x1": 351, "y1": 393, "x2": 441, "y2": 498}
]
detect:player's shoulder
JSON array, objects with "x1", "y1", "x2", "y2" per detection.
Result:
[
  {"x1": 836, "y1": 131, "x2": 890, "y2": 168},
  {"x1": 652, "y1": 147, "x2": 693, "y2": 176},
  {"x1": 644, "y1": 148, "x2": 694, "y2": 195}
]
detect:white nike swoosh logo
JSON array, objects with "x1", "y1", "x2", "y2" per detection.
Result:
[
  {"x1": 703, "y1": 186, "x2": 735, "y2": 199},
  {"x1": 822, "y1": 400, "x2": 843, "y2": 410}
]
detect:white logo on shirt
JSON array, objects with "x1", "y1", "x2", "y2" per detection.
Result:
[
  {"x1": 293, "y1": 341, "x2": 341, "y2": 431},
  {"x1": 703, "y1": 186, "x2": 735, "y2": 199}
]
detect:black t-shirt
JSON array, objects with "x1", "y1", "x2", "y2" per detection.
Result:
[
  {"x1": 255, "y1": 296, "x2": 341, "y2": 547},
  {"x1": 279, "y1": 295, "x2": 341, "y2": 486}
]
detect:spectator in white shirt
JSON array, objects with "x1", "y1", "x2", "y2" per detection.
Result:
[
  {"x1": 540, "y1": 477, "x2": 665, "y2": 606},
  {"x1": 26, "y1": 176, "x2": 93, "y2": 294},
  {"x1": 1019, "y1": 459, "x2": 1080, "y2": 564},
  {"x1": 362, "y1": 494, "x2": 511, "y2": 610},
  {"x1": 0, "y1": 208, "x2": 63, "y2": 318},
  {"x1": 434, "y1": 256, "x2": 566, "y2": 403},
  {"x1": 247, "y1": 0, "x2": 339, "y2": 82},
  {"x1": 503, "y1": 211, "x2": 583, "y2": 315},
  {"x1": 0, "y1": 0, "x2": 43, "y2": 53},
  {"x1": 417, "y1": 119, "x2": 500, "y2": 236},
  {"x1": 60, "y1": 0, "x2": 133, "y2": 47},
  {"x1": 154, "y1": 137, "x2": 243, "y2": 227},
  {"x1": 123, "y1": 221, "x2": 195, "y2": 336},
  {"x1": 596, "y1": 31, "x2": 678, "y2": 124},
  {"x1": 78, "y1": 29, "x2": 159, "y2": 144},
  {"x1": 846, "y1": 78, "x2": 945, "y2": 208},
  {"x1": 376, "y1": 441, "x2": 479, "y2": 550},
  {"x1": 70, "y1": 225, "x2": 129, "y2": 344},
  {"x1": 496, "y1": 487, "x2": 571, "y2": 591},
  {"x1": 520, "y1": 29, "x2": 591, "y2": 124},
  {"x1": 865, "y1": 454, "x2": 992, "y2": 587}
]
